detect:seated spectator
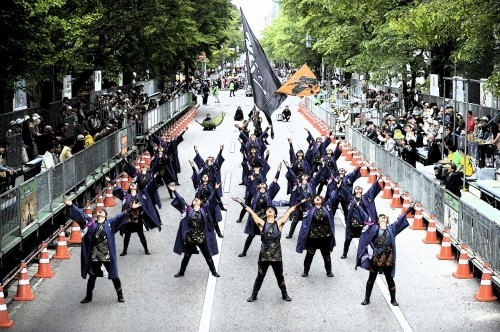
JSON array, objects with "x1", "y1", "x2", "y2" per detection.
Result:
[
  {"x1": 84, "y1": 132, "x2": 94, "y2": 148},
  {"x1": 364, "y1": 121, "x2": 380, "y2": 144},
  {"x1": 425, "y1": 133, "x2": 441, "y2": 166},
  {"x1": 40, "y1": 141, "x2": 61, "y2": 172},
  {"x1": 73, "y1": 135, "x2": 86, "y2": 154},
  {"x1": 59, "y1": 137, "x2": 75, "y2": 162},
  {"x1": 402, "y1": 140, "x2": 417, "y2": 167},
  {"x1": 282, "y1": 105, "x2": 291, "y2": 122},
  {"x1": 0, "y1": 141, "x2": 17, "y2": 193},
  {"x1": 234, "y1": 106, "x2": 244, "y2": 122},
  {"x1": 456, "y1": 148, "x2": 475, "y2": 178},
  {"x1": 413, "y1": 127, "x2": 424, "y2": 147},
  {"x1": 455, "y1": 113, "x2": 465, "y2": 134},
  {"x1": 444, "y1": 163, "x2": 464, "y2": 197},
  {"x1": 379, "y1": 129, "x2": 396, "y2": 156}
]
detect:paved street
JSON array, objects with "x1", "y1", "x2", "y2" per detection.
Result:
[{"x1": 7, "y1": 90, "x2": 500, "y2": 332}]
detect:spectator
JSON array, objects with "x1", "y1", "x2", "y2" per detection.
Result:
[
  {"x1": 364, "y1": 121, "x2": 380, "y2": 144},
  {"x1": 282, "y1": 105, "x2": 291, "y2": 122},
  {"x1": 0, "y1": 141, "x2": 17, "y2": 193},
  {"x1": 455, "y1": 113, "x2": 465, "y2": 134},
  {"x1": 31, "y1": 113, "x2": 42, "y2": 136},
  {"x1": 444, "y1": 163, "x2": 464, "y2": 198},
  {"x1": 386, "y1": 115, "x2": 401, "y2": 135},
  {"x1": 73, "y1": 135, "x2": 86, "y2": 154},
  {"x1": 466, "y1": 111, "x2": 475, "y2": 134},
  {"x1": 59, "y1": 137, "x2": 75, "y2": 162},
  {"x1": 6, "y1": 121, "x2": 20, "y2": 138},
  {"x1": 36, "y1": 126, "x2": 55, "y2": 155},
  {"x1": 21, "y1": 115, "x2": 37, "y2": 160},
  {"x1": 60, "y1": 97, "x2": 71, "y2": 117},
  {"x1": 84, "y1": 131, "x2": 94, "y2": 148},
  {"x1": 379, "y1": 129, "x2": 396, "y2": 156},
  {"x1": 443, "y1": 106, "x2": 453, "y2": 127},
  {"x1": 40, "y1": 141, "x2": 60, "y2": 172},
  {"x1": 478, "y1": 117, "x2": 491, "y2": 140},
  {"x1": 54, "y1": 122, "x2": 70, "y2": 141},
  {"x1": 425, "y1": 133, "x2": 441, "y2": 165},
  {"x1": 402, "y1": 140, "x2": 417, "y2": 167}
]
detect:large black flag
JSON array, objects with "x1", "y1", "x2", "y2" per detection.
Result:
[{"x1": 241, "y1": 9, "x2": 286, "y2": 138}]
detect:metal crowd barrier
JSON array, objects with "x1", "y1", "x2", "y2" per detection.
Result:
[
  {"x1": 0, "y1": 92, "x2": 190, "y2": 256},
  {"x1": 345, "y1": 125, "x2": 500, "y2": 277},
  {"x1": 140, "y1": 93, "x2": 191, "y2": 135}
]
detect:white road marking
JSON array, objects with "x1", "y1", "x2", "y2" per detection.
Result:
[
  {"x1": 287, "y1": 125, "x2": 294, "y2": 133},
  {"x1": 198, "y1": 211, "x2": 226, "y2": 332},
  {"x1": 223, "y1": 172, "x2": 231, "y2": 193}
]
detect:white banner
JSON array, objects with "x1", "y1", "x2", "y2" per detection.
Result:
[
  {"x1": 452, "y1": 76, "x2": 464, "y2": 102},
  {"x1": 429, "y1": 74, "x2": 439, "y2": 96},
  {"x1": 13, "y1": 79, "x2": 28, "y2": 111},
  {"x1": 118, "y1": 72, "x2": 123, "y2": 86},
  {"x1": 63, "y1": 75, "x2": 72, "y2": 99},
  {"x1": 480, "y1": 79, "x2": 494, "y2": 107},
  {"x1": 94, "y1": 70, "x2": 102, "y2": 91}
]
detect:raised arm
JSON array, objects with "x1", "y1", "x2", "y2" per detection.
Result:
[
  {"x1": 65, "y1": 200, "x2": 93, "y2": 228},
  {"x1": 168, "y1": 183, "x2": 188, "y2": 212},
  {"x1": 277, "y1": 199, "x2": 308, "y2": 228},
  {"x1": 232, "y1": 197, "x2": 264, "y2": 229},
  {"x1": 193, "y1": 146, "x2": 205, "y2": 169}
]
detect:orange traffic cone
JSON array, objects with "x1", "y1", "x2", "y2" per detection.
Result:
[
  {"x1": 346, "y1": 149, "x2": 353, "y2": 161},
  {"x1": 367, "y1": 167, "x2": 377, "y2": 184},
  {"x1": 103, "y1": 185, "x2": 115, "y2": 208},
  {"x1": 67, "y1": 221, "x2": 82, "y2": 244},
  {"x1": 351, "y1": 151, "x2": 360, "y2": 166},
  {"x1": 401, "y1": 193, "x2": 413, "y2": 217},
  {"x1": 390, "y1": 187, "x2": 403, "y2": 208},
  {"x1": 53, "y1": 226, "x2": 71, "y2": 259},
  {"x1": 341, "y1": 143, "x2": 347, "y2": 156},
  {"x1": 83, "y1": 200, "x2": 93, "y2": 217},
  {"x1": 115, "y1": 177, "x2": 121, "y2": 190},
  {"x1": 360, "y1": 164, "x2": 369, "y2": 177},
  {"x1": 95, "y1": 191, "x2": 104, "y2": 213},
  {"x1": 436, "y1": 228, "x2": 455, "y2": 260},
  {"x1": 144, "y1": 151, "x2": 151, "y2": 166},
  {"x1": 13, "y1": 261, "x2": 35, "y2": 301},
  {"x1": 452, "y1": 243, "x2": 473, "y2": 279},
  {"x1": 474, "y1": 261, "x2": 497, "y2": 302},
  {"x1": 410, "y1": 203, "x2": 426, "y2": 230},
  {"x1": 381, "y1": 178, "x2": 393, "y2": 199},
  {"x1": 140, "y1": 155, "x2": 146, "y2": 169},
  {"x1": 35, "y1": 241, "x2": 55, "y2": 278},
  {"x1": 422, "y1": 216, "x2": 440, "y2": 244},
  {"x1": 120, "y1": 173, "x2": 129, "y2": 190},
  {"x1": 0, "y1": 285, "x2": 13, "y2": 328}
]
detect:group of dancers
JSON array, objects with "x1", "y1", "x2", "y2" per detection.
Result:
[
  {"x1": 64, "y1": 106, "x2": 415, "y2": 306},
  {"x1": 230, "y1": 113, "x2": 415, "y2": 305}
]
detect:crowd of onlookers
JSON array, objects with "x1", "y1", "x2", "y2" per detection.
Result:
[
  {"x1": 0, "y1": 81, "x2": 191, "y2": 194},
  {"x1": 358, "y1": 99, "x2": 500, "y2": 194}
]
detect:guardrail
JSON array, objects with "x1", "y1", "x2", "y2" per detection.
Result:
[
  {"x1": 345, "y1": 125, "x2": 500, "y2": 279},
  {"x1": 0, "y1": 92, "x2": 191, "y2": 258}
]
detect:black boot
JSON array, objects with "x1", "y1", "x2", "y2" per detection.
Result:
[
  {"x1": 120, "y1": 234, "x2": 130, "y2": 256},
  {"x1": 389, "y1": 288, "x2": 398, "y2": 306},
  {"x1": 80, "y1": 276, "x2": 96, "y2": 303},
  {"x1": 141, "y1": 238, "x2": 151, "y2": 255},
  {"x1": 247, "y1": 278, "x2": 263, "y2": 302},
  {"x1": 112, "y1": 278, "x2": 124, "y2": 302},
  {"x1": 214, "y1": 222, "x2": 223, "y2": 238},
  {"x1": 207, "y1": 258, "x2": 220, "y2": 277},
  {"x1": 175, "y1": 254, "x2": 191, "y2": 277},
  {"x1": 325, "y1": 258, "x2": 334, "y2": 277},
  {"x1": 280, "y1": 286, "x2": 292, "y2": 301},
  {"x1": 341, "y1": 239, "x2": 351, "y2": 259},
  {"x1": 239, "y1": 236, "x2": 254, "y2": 257},
  {"x1": 286, "y1": 220, "x2": 299, "y2": 239},
  {"x1": 361, "y1": 280, "x2": 375, "y2": 305},
  {"x1": 302, "y1": 253, "x2": 313, "y2": 277},
  {"x1": 236, "y1": 208, "x2": 246, "y2": 223}
]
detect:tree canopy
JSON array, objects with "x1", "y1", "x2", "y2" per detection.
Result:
[
  {"x1": 0, "y1": 0, "x2": 238, "y2": 112},
  {"x1": 262, "y1": 0, "x2": 500, "y2": 98}
]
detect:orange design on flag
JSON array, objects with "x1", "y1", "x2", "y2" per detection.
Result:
[{"x1": 276, "y1": 64, "x2": 321, "y2": 96}]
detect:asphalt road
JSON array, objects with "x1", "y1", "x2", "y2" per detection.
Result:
[{"x1": 6, "y1": 90, "x2": 500, "y2": 332}]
